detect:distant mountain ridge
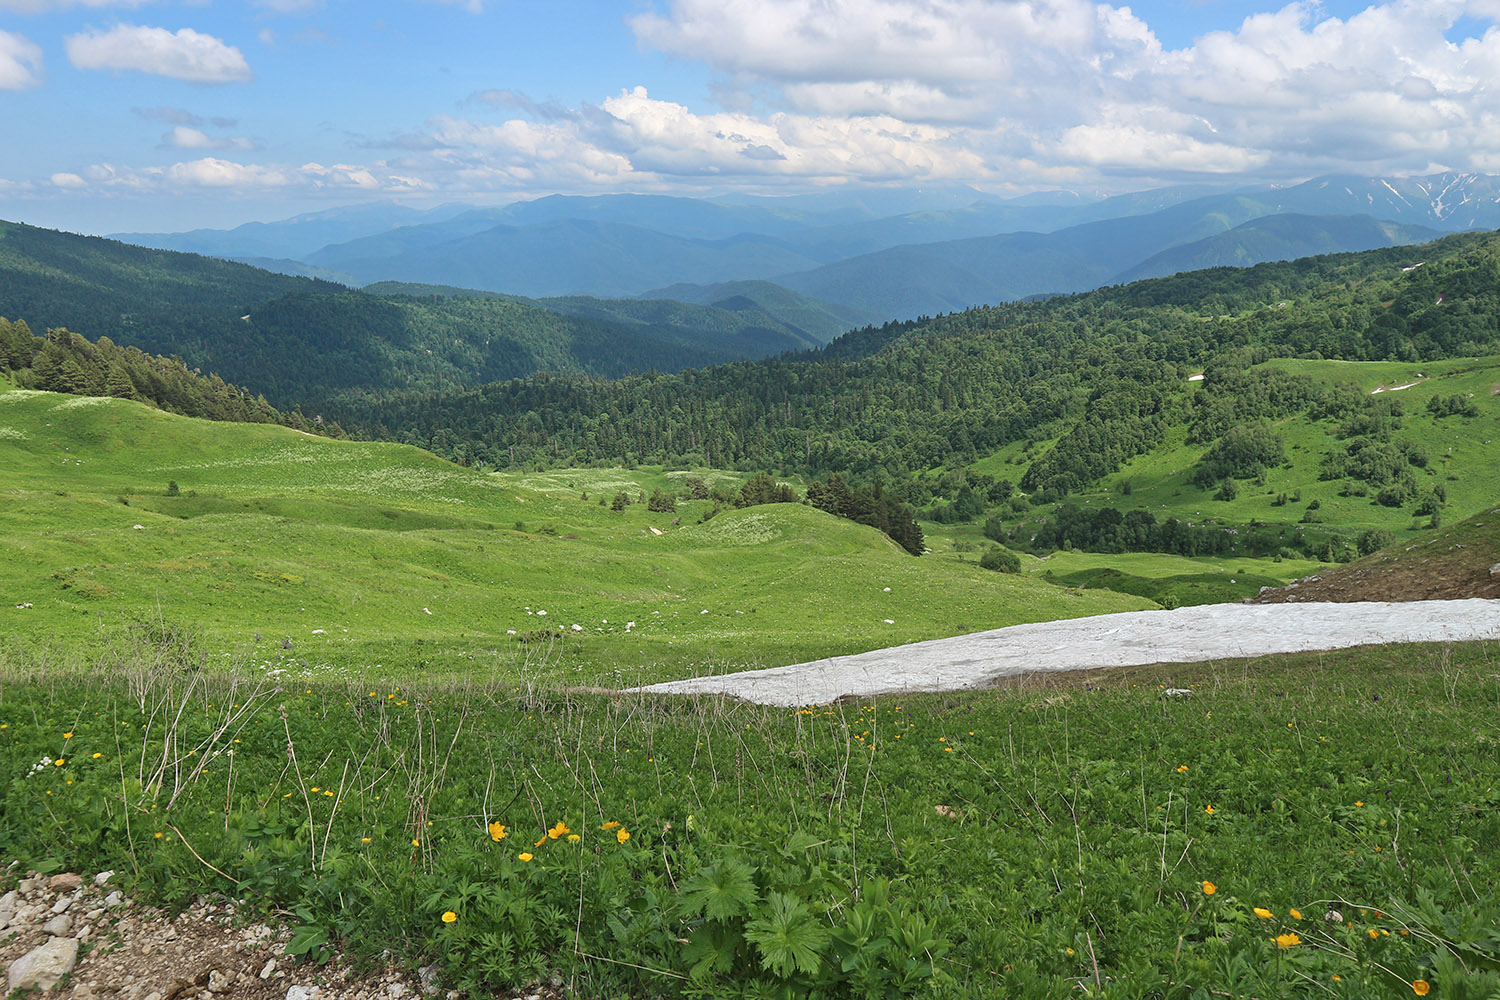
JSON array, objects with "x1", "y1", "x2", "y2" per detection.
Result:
[
  {"x1": 107, "y1": 172, "x2": 1495, "y2": 321},
  {"x1": 0, "y1": 220, "x2": 852, "y2": 409}
]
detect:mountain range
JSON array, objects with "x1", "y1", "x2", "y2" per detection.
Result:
[{"x1": 112, "y1": 173, "x2": 1500, "y2": 320}]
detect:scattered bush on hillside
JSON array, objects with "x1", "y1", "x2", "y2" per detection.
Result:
[
  {"x1": 979, "y1": 546, "x2": 1021, "y2": 573},
  {"x1": 1191, "y1": 422, "x2": 1286, "y2": 489},
  {"x1": 1426, "y1": 393, "x2": 1480, "y2": 418}
]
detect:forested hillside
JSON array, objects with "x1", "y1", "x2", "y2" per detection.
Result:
[
  {"x1": 332, "y1": 231, "x2": 1500, "y2": 479},
  {"x1": 0, "y1": 319, "x2": 335, "y2": 434},
  {"x1": 0, "y1": 221, "x2": 844, "y2": 408}
]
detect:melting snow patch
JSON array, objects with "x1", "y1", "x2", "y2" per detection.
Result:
[{"x1": 631, "y1": 599, "x2": 1500, "y2": 706}]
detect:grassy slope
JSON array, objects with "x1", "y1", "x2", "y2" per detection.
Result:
[
  {"x1": 977, "y1": 354, "x2": 1500, "y2": 554},
  {"x1": 0, "y1": 380, "x2": 1147, "y2": 685}
]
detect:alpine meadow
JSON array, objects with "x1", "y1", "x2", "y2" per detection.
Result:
[{"x1": 4, "y1": 2, "x2": 1500, "y2": 998}]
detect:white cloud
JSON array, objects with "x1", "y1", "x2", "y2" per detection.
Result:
[
  {"x1": 65, "y1": 24, "x2": 253, "y2": 84},
  {"x1": 0, "y1": 0, "x2": 153, "y2": 11},
  {"x1": 162, "y1": 126, "x2": 260, "y2": 151},
  {"x1": 629, "y1": 0, "x2": 1500, "y2": 179},
  {"x1": 0, "y1": 30, "x2": 42, "y2": 90},
  {"x1": 50, "y1": 157, "x2": 433, "y2": 196},
  {"x1": 254, "y1": 0, "x2": 321, "y2": 11}
]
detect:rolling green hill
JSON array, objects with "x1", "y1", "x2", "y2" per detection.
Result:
[{"x1": 0, "y1": 377, "x2": 1149, "y2": 685}]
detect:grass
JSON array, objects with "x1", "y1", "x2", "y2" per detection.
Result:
[
  {"x1": 1, "y1": 637, "x2": 1496, "y2": 998},
  {"x1": 0, "y1": 381, "x2": 1148, "y2": 687},
  {"x1": 970, "y1": 356, "x2": 1500, "y2": 595}
]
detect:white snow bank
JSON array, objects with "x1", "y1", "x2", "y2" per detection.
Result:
[{"x1": 628, "y1": 599, "x2": 1500, "y2": 706}]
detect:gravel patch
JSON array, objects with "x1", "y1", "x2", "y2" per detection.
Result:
[{"x1": 629, "y1": 599, "x2": 1500, "y2": 706}]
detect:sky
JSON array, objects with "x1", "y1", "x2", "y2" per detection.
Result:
[{"x1": 2, "y1": 0, "x2": 1500, "y2": 234}]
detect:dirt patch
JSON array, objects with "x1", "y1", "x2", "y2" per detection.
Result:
[
  {"x1": 1254, "y1": 510, "x2": 1500, "y2": 604},
  {"x1": 1, "y1": 869, "x2": 567, "y2": 1000}
]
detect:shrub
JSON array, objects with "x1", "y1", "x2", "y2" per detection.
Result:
[{"x1": 979, "y1": 546, "x2": 1021, "y2": 573}]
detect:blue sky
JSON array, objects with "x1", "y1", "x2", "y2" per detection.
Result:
[{"x1": 2, "y1": 0, "x2": 1498, "y2": 234}]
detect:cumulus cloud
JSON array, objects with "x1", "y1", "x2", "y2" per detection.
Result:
[
  {"x1": 629, "y1": 0, "x2": 1500, "y2": 179},
  {"x1": 0, "y1": 30, "x2": 43, "y2": 90},
  {"x1": 51, "y1": 157, "x2": 433, "y2": 196},
  {"x1": 65, "y1": 24, "x2": 253, "y2": 83}
]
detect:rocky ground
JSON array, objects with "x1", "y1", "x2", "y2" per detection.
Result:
[{"x1": 1, "y1": 869, "x2": 567, "y2": 1000}]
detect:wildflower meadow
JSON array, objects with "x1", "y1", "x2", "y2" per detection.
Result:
[{"x1": 2, "y1": 632, "x2": 1496, "y2": 998}]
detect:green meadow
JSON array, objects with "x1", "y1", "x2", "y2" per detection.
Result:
[
  {"x1": 3, "y1": 378, "x2": 1499, "y2": 998},
  {"x1": 0, "y1": 379, "x2": 1149, "y2": 688},
  {"x1": 2, "y1": 638, "x2": 1496, "y2": 998}
]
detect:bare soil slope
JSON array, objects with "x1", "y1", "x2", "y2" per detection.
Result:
[{"x1": 1253, "y1": 508, "x2": 1500, "y2": 603}]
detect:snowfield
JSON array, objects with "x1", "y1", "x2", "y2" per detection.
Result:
[{"x1": 629, "y1": 599, "x2": 1500, "y2": 706}]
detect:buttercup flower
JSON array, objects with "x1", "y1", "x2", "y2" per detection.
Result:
[
  {"x1": 1254, "y1": 908, "x2": 1274, "y2": 920},
  {"x1": 1413, "y1": 981, "x2": 1431, "y2": 996},
  {"x1": 1275, "y1": 933, "x2": 1301, "y2": 948},
  {"x1": 519, "y1": 852, "x2": 533, "y2": 862},
  {"x1": 1290, "y1": 908, "x2": 1302, "y2": 920},
  {"x1": 1202, "y1": 881, "x2": 1217, "y2": 896},
  {"x1": 441, "y1": 911, "x2": 457, "y2": 923},
  {"x1": 616, "y1": 828, "x2": 630, "y2": 844},
  {"x1": 488, "y1": 822, "x2": 507, "y2": 842}
]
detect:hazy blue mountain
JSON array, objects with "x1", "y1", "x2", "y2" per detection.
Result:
[
  {"x1": 307, "y1": 218, "x2": 826, "y2": 297},
  {"x1": 639, "y1": 278, "x2": 880, "y2": 336},
  {"x1": 774, "y1": 193, "x2": 1279, "y2": 317},
  {"x1": 111, "y1": 202, "x2": 468, "y2": 261},
  {"x1": 1115, "y1": 214, "x2": 1442, "y2": 283},
  {"x1": 225, "y1": 256, "x2": 358, "y2": 284}
]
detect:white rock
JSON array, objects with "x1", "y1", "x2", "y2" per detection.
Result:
[
  {"x1": 1162, "y1": 688, "x2": 1194, "y2": 697},
  {"x1": 386, "y1": 985, "x2": 410, "y2": 999},
  {"x1": 7, "y1": 936, "x2": 80, "y2": 992},
  {"x1": 208, "y1": 968, "x2": 232, "y2": 993},
  {"x1": 94, "y1": 870, "x2": 115, "y2": 885},
  {"x1": 42, "y1": 913, "x2": 73, "y2": 936},
  {"x1": 286, "y1": 987, "x2": 321, "y2": 1000},
  {"x1": 1490, "y1": 562, "x2": 1500, "y2": 577},
  {"x1": 104, "y1": 891, "x2": 124, "y2": 907},
  {"x1": 52, "y1": 893, "x2": 76, "y2": 914},
  {"x1": 418, "y1": 964, "x2": 441, "y2": 995},
  {"x1": 259, "y1": 959, "x2": 277, "y2": 980}
]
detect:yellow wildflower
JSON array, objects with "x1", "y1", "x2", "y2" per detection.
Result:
[
  {"x1": 63, "y1": 732, "x2": 73, "y2": 739},
  {"x1": 567, "y1": 834, "x2": 581, "y2": 843},
  {"x1": 92, "y1": 753, "x2": 102, "y2": 759},
  {"x1": 601, "y1": 821, "x2": 621, "y2": 831},
  {"x1": 1413, "y1": 981, "x2": 1430, "y2": 996},
  {"x1": 441, "y1": 911, "x2": 457, "y2": 924},
  {"x1": 54, "y1": 759, "x2": 64, "y2": 767},
  {"x1": 1204, "y1": 805, "x2": 1215, "y2": 814},
  {"x1": 1176, "y1": 765, "x2": 1188, "y2": 773},
  {"x1": 616, "y1": 828, "x2": 630, "y2": 844},
  {"x1": 1201, "y1": 881, "x2": 1217, "y2": 896},
  {"x1": 1254, "y1": 908, "x2": 1274, "y2": 920},
  {"x1": 547, "y1": 821, "x2": 570, "y2": 839},
  {"x1": 519, "y1": 852, "x2": 533, "y2": 862},
  {"x1": 1275, "y1": 933, "x2": 1301, "y2": 948},
  {"x1": 1290, "y1": 908, "x2": 1302, "y2": 920},
  {"x1": 488, "y1": 822, "x2": 507, "y2": 842},
  {"x1": 1368, "y1": 928, "x2": 1380, "y2": 939}
]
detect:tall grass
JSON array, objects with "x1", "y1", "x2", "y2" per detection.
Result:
[{"x1": 3, "y1": 633, "x2": 1497, "y2": 998}]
